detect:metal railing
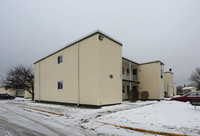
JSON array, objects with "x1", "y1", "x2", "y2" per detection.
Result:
[{"x1": 122, "y1": 74, "x2": 138, "y2": 81}]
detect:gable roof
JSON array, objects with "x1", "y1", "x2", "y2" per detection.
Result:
[{"x1": 34, "y1": 30, "x2": 123, "y2": 64}]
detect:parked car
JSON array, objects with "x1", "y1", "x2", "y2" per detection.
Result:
[
  {"x1": 171, "y1": 91, "x2": 200, "y2": 102},
  {"x1": 0, "y1": 93, "x2": 15, "y2": 99}
]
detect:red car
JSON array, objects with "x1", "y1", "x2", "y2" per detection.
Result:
[{"x1": 171, "y1": 91, "x2": 200, "y2": 102}]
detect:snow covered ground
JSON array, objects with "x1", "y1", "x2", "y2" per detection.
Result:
[{"x1": 1, "y1": 98, "x2": 200, "y2": 136}]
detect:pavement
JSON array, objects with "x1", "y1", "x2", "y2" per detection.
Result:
[{"x1": 0, "y1": 100, "x2": 93, "y2": 136}]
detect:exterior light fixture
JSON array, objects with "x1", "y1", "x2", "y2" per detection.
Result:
[{"x1": 99, "y1": 35, "x2": 104, "y2": 40}]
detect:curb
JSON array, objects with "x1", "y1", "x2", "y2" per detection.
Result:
[
  {"x1": 97, "y1": 121, "x2": 187, "y2": 136},
  {"x1": 21, "y1": 106, "x2": 67, "y2": 116}
]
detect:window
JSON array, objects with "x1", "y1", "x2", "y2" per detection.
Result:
[
  {"x1": 133, "y1": 69, "x2": 138, "y2": 80},
  {"x1": 57, "y1": 55, "x2": 63, "y2": 64},
  {"x1": 160, "y1": 68, "x2": 163, "y2": 79},
  {"x1": 187, "y1": 92, "x2": 197, "y2": 97},
  {"x1": 133, "y1": 69, "x2": 137, "y2": 75},
  {"x1": 127, "y1": 86, "x2": 130, "y2": 92},
  {"x1": 133, "y1": 86, "x2": 138, "y2": 91},
  {"x1": 57, "y1": 81, "x2": 63, "y2": 90},
  {"x1": 127, "y1": 69, "x2": 130, "y2": 76},
  {"x1": 122, "y1": 86, "x2": 125, "y2": 93},
  {"x1": 122, "y1": 67, "x2": 124, "y2": 75}
]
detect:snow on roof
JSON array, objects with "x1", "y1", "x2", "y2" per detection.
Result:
[{"x1": 182, "y1": 86, "x2": 197, "y2": 90}]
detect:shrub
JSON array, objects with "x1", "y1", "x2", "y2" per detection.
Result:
[
  {"x1": 129, "y1": 90, "x2": 139, "y2": 102},
  {"x1": 140, "y1": 91, "x2": 149, "y2": 101}
]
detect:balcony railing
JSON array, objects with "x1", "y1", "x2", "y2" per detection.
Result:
[
  {"x1": 132, "y1": 75, "x2": 138, "y2": 81},
  {"x1": 122, "y1": 74, "x2": 138, "y2": 81}
]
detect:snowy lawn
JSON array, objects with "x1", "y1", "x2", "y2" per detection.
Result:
[
  {"x1": 96, "y1": 101, "x2": 200, "y2": 136},
  {"x1": 4, "y1": 98, "x2": 200, "y2": 136}
]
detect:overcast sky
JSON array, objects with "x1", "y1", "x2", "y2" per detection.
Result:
[{"x1": 0, "y1": 0, "x2": 200, "y2": 86}]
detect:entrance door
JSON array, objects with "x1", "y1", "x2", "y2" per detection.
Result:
[
  {"x1": 133, "y1": 86, "x2": 138, "y2": 91},
  {"x1": 122, "y1": 86, "x2": 126, "y2": 100}
]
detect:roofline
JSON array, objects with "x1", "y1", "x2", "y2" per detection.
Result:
[
  {"x1": 122, "y1": 57, "x2": 139, "y2": 65},
  {"x1": 122, "y1": 79, "x2": 140, "y2": 84},
  {"x1": 34, "y1": 30, "x2": 123, "y2": 64},
  {"x1": 182, "y1": 87, "x2": 197, "y2": 90},
  {"x1": 164, "y1": 71, "x2": 173, "y2": 74},
  {"x1": 140, "y1": 60, "x2": 164, "y2": 66}
]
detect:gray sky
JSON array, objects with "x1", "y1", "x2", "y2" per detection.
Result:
[{"x1": 0, "y1": 0, "x2": 200, "y2": 86}]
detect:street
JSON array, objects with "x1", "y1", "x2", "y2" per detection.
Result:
[{"x1": 0, "y1": 101, "x2": 93, "y2": 136}]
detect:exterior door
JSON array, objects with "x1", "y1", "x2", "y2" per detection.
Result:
[
  {"x1": 133, "y1": 86, "x2": 138, "y2": 91},
  {"x1": 122, "y1": 86, "x2": 126, "y2": 100}
]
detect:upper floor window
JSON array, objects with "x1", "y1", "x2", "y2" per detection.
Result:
[
  {"x1": 127, "y1": 69, "x2": 130, "y2": 76},
  {"x1": 57, "y1": 55, "x2": 63, "y2": 64},
  {"x1": 122, "y1": 67, "x2": 125, "y2": 75},
  {"x1": 57, "y1": 81, "x2": 63, "y2": 90},
  {"x1": 133, "y1": 69, "x2": 137, "y2": 75},
  {"x1": 133, "y1": 69, "x2": 138, "y2": 80},
  {"x1": 160, "y1": 68, "x2": 163, "y2": 79}
]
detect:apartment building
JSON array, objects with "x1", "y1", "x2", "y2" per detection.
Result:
[
  {"x1": 34, "y1": 30, "x2": 175, "y2": 107},
  {"x1": 122, "y1": 59, "x2": 165, "y2": 100},
  {"x1": 34, "y1": 30, "x2": 122, "y2": 107}
]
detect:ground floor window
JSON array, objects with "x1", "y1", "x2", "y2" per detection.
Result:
[
  {"x1": 57, "y1": 81, "x2": 63, "y2": 90},
  {"x1": 127, "y1": 86, "x2": 130, "y2": 92}
]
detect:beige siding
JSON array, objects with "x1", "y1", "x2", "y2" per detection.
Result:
[
  {"x1": 173, "y1": 83, "x2": 177, "y2": 96},
  {"x1": 34, "y1": 31, "x2": 122, "y2": 106},
  {"x1": 0, "y1": 87, "x2": 16, "y2": 96},
  {"x1": 34, "y1": 63, "x2": 40, "y2": 100},
  {"x1": 138, "y1": 62, "x2": 164, "y2": 100},
  {"x1": 159, "y1": 65, "x2": 165, "y2": 99},
  {"x1": 164, "y1": 72, "x2": 173, "y2": 97},
  {"x1": 25, "y1": 91, "x2": 32, "y2": 98},
  {"x1": 34, "y1": 44, "x2": 78, "y2": 103},
  {"x1": 79, "y1": 34, "x2": 99, "y2": 105},
  {"x1": 99, "y1": 34, "x2": 122, "y2": 105}
]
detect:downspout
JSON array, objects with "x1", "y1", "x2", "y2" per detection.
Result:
[
  {"x1": 39, "y1": 62, "x2": 41, "y2": 102},
  {"x1": 97, "y1": 34, "x2": 101, "y2": 106},
  {"x1": 77, "y1": 42, "x2": 80, "y2": 106},
  {"x1": 129, "y1": 62, "x2": 132, "y2": 101},
  {"x1": 129, "y1": 62, "x2": 132, "y2": 89}
]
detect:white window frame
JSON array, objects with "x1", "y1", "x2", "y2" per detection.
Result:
[
  {"x1": 57, "y1": 80, "x2": 63, "y2": 90},
  {"x1": 57, "y1": 55, "x2": 63, "y2": 65}
]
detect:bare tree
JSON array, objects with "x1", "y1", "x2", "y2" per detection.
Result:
[
  {"x1": 189, "y1": 67, "x2": 200, "y2": 90},
  {"x1": 1, "y1": 64, "x2": 34, "y2": 100}
]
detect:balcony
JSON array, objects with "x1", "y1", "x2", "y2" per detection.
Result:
[{"x1": 122, "y1": 74, "x2": 138, "y2": 81}]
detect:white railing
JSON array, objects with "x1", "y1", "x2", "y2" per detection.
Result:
[{"x1": 122, "y1": 74, "x2": 138, "y2": 81}]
